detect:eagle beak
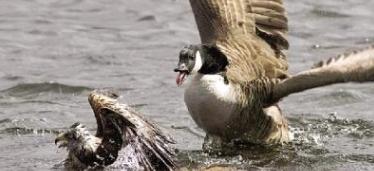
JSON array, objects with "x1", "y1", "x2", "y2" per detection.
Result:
[{"x1": 55, "y1": 133, "x2": 68, "y2": 148}]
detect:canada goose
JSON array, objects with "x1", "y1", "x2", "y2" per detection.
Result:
[
  {"x1": 55, "y1": 89, "x2": 176, "y2": 170},
  {"x1": 174, "y1": 0, "x2": 374, "y2": 150}
]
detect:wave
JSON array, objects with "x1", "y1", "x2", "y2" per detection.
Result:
[
  {"x1": 0, "y1": 127, "x2": 62, "y2": 135},
  {"x1": 0, "y1": 82, "x2": 92, "y2": 97}
]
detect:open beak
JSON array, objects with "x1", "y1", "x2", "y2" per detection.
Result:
[
  {"x1": 55, "y1": 133, "x2": 68, "y2": 148},
  {"x1": 174, "y1": 65, "x2": 189, "y2": 86}
]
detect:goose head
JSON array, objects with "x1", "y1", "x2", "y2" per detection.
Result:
[
  {"x1": 174, "y1": 44, "x2": 228, "y2": 86},
  {"x1": 174, "y1": 45, "x2": 202, "y2": 86}
]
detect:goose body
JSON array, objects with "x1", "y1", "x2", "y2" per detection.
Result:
[
  {"x1": 185, "y1": 73, "x2": 237, "y2": 134},
  {"x1": 174, "y1": 0, "x2": 291, "y2": 146},
  {"x1": 185, "y1": 72, "x2": 289, "y2": 143},
  {"x1": 174, "y1": 0, "x2": 374, "y2": 150}
]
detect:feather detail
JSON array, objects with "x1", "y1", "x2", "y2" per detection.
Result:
[
  {"x1": 88, "y1": 90, "x2": 177, "y2": 171},
  {"x1": 189, "y1": 0, "x2": 288, "y2": 54},
  {"x1": 189, "y1": 0, "x2": 256, "y2": 44},
  {"x1": 252, "y1": 0, "x2": 289, "y2": 51},
  {"x1": 272, "y1": 45, "x2": 374, "y2": 103},
  {"x1": 216, "y1": 35, "x2": 288, "y2": 85}
]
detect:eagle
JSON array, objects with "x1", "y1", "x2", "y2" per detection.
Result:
[{"x1": 55, "y1": 89, "x2": 176, "y2": 170}]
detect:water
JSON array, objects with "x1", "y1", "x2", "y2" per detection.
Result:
[{"x1": 0, "y1": 0, "x2": 373, "y2": 170}]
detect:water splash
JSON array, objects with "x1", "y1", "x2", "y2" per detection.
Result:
[
  {"x1": 289, "y1": 112, "x2": 374, "y2": 142},
  {"x1": 177, "y1": 113, "x2": 374, "y2": 170}
]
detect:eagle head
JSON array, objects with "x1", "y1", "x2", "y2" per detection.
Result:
[{"x1": 55, "y1": 122, "x2": 94, "y2": 150}]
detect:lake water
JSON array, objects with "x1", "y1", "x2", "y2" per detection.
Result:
[{"x1": 0, "y1": 0, "x2": 373, "y2": 170}]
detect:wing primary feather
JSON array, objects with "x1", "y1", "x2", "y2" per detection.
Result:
[
  {"x1": 88, "y1": 90, "x2": 177, "y2": 170},
  {"x1": 271, "y1": 46, "x2": 374, "y2": 103},
  {"x1": 189, "y1": 0, "x2": 256, "y2": 44},
  {"x1": 254, "y1": 14, "x2": 287, "y2": 29},
  {"x1": 252, "y1": 0, "x2": 285, "y2": 13},
  {"x1": 252, "y1": 7, "x2": 287, "y2": 21}
]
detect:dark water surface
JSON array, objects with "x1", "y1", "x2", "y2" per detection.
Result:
[{"x1": 0, "y1": 0, "x2": 373, "y2": 170}]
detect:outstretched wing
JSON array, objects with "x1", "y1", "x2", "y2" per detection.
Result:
[
  {"x1": 190, "y1": 0, "x2": 288, "y2": 51},
  {"x1": 271, "y1": 46, "x2": 374, "y2": 102},
  {"x1": 190, "y1": 0, "x2": 255, "y2": 44},
  {"x1": 88, "y1": 90, "x2": 176, "y2": 171},
  {"x1": 253, "y1": 0, "x2": 289, "y2": 51},
  {"x1": 190, "y1": 0, "x2": 289, "y2": 84}
]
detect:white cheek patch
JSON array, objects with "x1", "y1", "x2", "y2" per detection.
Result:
[
  {"x1": 200, "y1": 75, "x2": 237, "y2": 103},
  {"x1": 192, "y1": 51, "x2": 203, "y2": 73}
]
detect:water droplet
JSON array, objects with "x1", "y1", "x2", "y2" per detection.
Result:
[
  {"x1": 328, "y1": 112, "x2": 338, "y2": 122},
  {"x1": 312, "y1": 44, "x2": 321, "y2": 49}
]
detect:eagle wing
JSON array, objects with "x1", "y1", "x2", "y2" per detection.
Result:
[
  {"x1": 190, "y1": 0, "x2": 289, "y2": 83},
  {"x1": 88, "y1": 89, "x2": 176, "y2": 171}
]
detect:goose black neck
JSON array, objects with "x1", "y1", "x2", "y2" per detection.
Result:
[{"x1": 198, "y1": 45, "x2": 228, "y2": 75}]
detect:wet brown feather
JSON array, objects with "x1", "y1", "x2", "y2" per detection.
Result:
[
  {"x1": 189, "y1": 0, "x2": 289, "y2": 50},
  {"x1": 272, "y1": 46, "x2": 374, "y2": 102},
  {"x1": 189, "y1": 0, "x2": 289, "y2": 85}
]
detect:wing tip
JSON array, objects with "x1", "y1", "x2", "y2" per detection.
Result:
[
  {"x1": 312, "y1": 45, "x2": 374, "y2": 69},
  {"x1": 131, "y1": 125, "x2": 177, "y2": 170}
]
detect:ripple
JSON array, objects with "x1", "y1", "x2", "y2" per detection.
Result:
[
  {"x1": 171, "y1": 125, "x2": 204, "y2": 138},
  {"x1": 2, "y1": 75, "x2": 23, "y2": 81},
  {"x1": 32, "y1": 19, "x2": 53, "y2": 25},
  {"x1": 137, "y1": 15, "x2": 156, "y2": 22},
  {"x1": 0, "y1": 82, "x2": 92, "y2": 97},
  {"x1": 346, "y1": 154, "x2": 374, "y2": 163},
  {"x1": 356, "y1": 38, "x2": 374, "y2": 45},
  {"x1": 310, "y1": 44, "x2": 343, "y2": 50},
  {"x1": 0, "y1": 127, "x2": 62, "y2": 135},
  {"x1": 308, "y1": 90, "x2": 363, "y2": 107},
  {"x1": 128, "y1": 103, "x2": 148, "y2": 109},
  {"x1": 0, "y1": 118, "x2": 12, "y2": 124},
  {"x1": 66, "y1": 8, "x2": 102, "y2": 13},
  {"x1": 43, "y1": 0, "x2": 84, "y2": 8},
  {"x1": 84, "y1": 54, "x2": 123, "y2": 65},
  {"x1": 310, "y1": 8, "x2": 350, "y2": 18},
  {"x1": 27, "y1": 29, "x2": 58, "y2": 36}
]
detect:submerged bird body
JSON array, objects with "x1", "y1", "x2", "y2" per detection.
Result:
[
  {"x1": 55, "y1": 90, "x2": 176, "y2": 170},
  {"x1": 175, "y1": 0, "x2": 374, "y2": 150}
]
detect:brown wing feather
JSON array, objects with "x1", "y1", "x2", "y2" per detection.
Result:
[
  {"x1": 190, "y1": 0, "x2": 289, "y2": 84},
  {"x1": 217, "y1": 34, "x2": 288, "y2": 84},
  {"x1": 88, "y1": 90, "x2": 176, "y2": 170},
  {"x1": 272, "y1": 46, "x2": 374, "y2": 102},
  {"x1": 253, "y1": 0, "x2": 289, "y2": 51},
  {"x1": 189, "y1": 0, "x2": 256, "y2": 44},
  {"x1": 190, "y1": 0, "x2": 288, "y2": 50}
]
